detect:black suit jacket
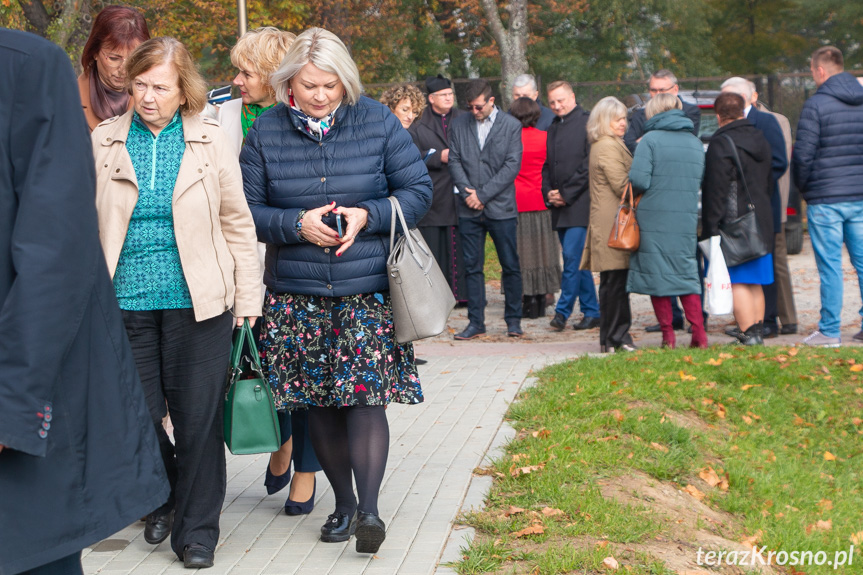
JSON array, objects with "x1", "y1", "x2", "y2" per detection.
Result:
[
  {"x1": 748, "y1": 106, "x2": 788, "y2": 231},
  {"x1": 625, "y1": 97, "x2": 701, "y2": 153},
  {"x1": 409, "y1": 107, "x2": 464, "y2": 226},
  {"x1": 542, "y1": 105, "x2": 591, "y2": 228}
]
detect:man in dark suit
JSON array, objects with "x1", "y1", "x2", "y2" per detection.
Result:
[
  {"x1": 0, "y1": 29, "x2": 169, "y2": 575},
  {"x1": 625, "y1": 68, "x2": 702, "y2": 333},
  {"x1": 721, "y1": 77, "x2": 788, "y2": 339},
  {"x1": 409, "y1": 75, "x2": 467, "y2": 303},
  {"x1": 542, "y1": 80, "x2": 600, "y2": 331},
  {"x1": 449, "y1": 79, "x2": 524, "y2": 339},
  {"x1": 511, "y1": 74, "x2": 555, "y2": 131}
]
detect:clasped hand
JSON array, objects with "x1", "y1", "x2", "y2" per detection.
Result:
[
  {"x1": 464, "y1": 187, "x2": 484, "y2": 211},
  {"x1": 300, "y1": 201, "x2": 369, "y2": 257}
]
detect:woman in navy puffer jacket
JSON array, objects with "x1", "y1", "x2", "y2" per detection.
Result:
[{"x1": 240, "y1": 28, "x2": 432, "y2": 555}]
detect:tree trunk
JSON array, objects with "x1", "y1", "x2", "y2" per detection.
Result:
[
  {"x1": 479, "y1": 0, "x2": 529, "y2": 108},
  {"x1": 17, "y1": 0, "x2": 51, "y2": 35},
  {"x1": 16, "y1": 0, "x2": 92, "y2": 72}
]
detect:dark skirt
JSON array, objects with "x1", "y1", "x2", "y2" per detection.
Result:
[
  {"x1": 260, "y1": 291, "x2": 423, "y2": 409},
  {"x1": 419, "y1": 225, "x2": 467, "y2": 303},
  {"x1": 517, "y1": 210, "x2": 562, "y2": 295}
]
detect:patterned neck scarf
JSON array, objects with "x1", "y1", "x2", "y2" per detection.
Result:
[
  {"x1": 241, "y1": 102, "x2": 276, "y2": 142},
  {"x1": 89, "y1": 64, "x2": 130, "y2": 121},
  {"x1": 289, "y1": 93, "x2": 339, "y2": 141}
]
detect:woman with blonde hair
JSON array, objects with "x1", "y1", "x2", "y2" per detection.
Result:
[
  {"x1": 220, "y1": 26, "x2": 323, "y2": 518},
  {"x1": 581, "y1": 96, "x2": 636, "y2": 352},
  {"x1": 627, "y1": 93, "x2": 706, "y2": 348},
  {"x1": 92, "y1": 37, "x2": 260, "y2": 568},
  {"x1": 240, "y1": 28, "x2": 432, "y2": 554},
  {"x1": 380, "y1": 83, "x2": 426, "y2": 129}
]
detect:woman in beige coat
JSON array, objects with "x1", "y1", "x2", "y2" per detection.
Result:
[
  {"x1": 581, "y1": 96, "x2": 636, "y2": 352},
  {"x1": 92, "y1": 38, "x2": 259, "y2": 569}
]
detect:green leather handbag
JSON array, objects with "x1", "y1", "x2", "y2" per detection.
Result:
[{"x1": 223, "y1": 319, "x2": 281, "y2": 455}]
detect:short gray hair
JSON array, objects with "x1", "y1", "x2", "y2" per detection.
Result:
[
  {"x1": 587, "y1": 96, "x2": 627, "y2": 143},
  {"x1": 512, "y1": 74, "x2": 537, "y2": 92},
  {"x1": 720, "y1": 76, "x2": 755, "y2": 104},
  {"x1": 271, "y1": 28, "x2": 363, "y2": 106},
  {"x1": 645, "y1": 92, "x2": 682, "y2": 120},
  {"x1": 651, "y1": 69, "x2": 678, "y2": 86}
]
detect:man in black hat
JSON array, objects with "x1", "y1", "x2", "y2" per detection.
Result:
[{"x1": 408, "y1": 74, "x2": 467, "y2": 303}]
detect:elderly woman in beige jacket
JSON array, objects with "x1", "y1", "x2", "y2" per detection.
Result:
[
  {"x1": 91, "y1": 38, "x2": 259, "y2": 569},
  {"x1": 581, "y1": 96, "x2": 636, "y2": 353}
]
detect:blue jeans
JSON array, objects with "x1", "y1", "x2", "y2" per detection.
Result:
[
  {"x1": 459, "y1": 215, "x2": 523, "y2": 327},
  {"x1": 555, "y1": 227, "x2": 599, "y2": 319},
  {"x1": 807, "y1": 201, "x2": 863, "y2": 337}
]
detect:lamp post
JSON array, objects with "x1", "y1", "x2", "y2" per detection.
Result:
[{"x1": 237, "y1": 0, "x2": 247, "y2": 37}]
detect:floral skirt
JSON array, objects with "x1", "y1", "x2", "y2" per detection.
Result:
[{"x1": 260, "y1": 291, "x2": 423, "y2": 409}]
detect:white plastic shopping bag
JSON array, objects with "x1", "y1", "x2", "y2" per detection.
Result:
[{"x1": 698, "y1": 235, "x2": 733, "y2": 316}]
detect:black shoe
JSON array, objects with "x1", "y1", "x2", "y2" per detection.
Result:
[
  {"x1": 762, "y1": 324, "x2": 778, "y2": 339},
  {"x1": 183, "y1": 544, "x2": 214, "y2": 569},
  {"x1": 454, "y1": 324, "x2": 486, "y2": 340},
  {"x1": 780, "y1": 323, "x2": 798, "y2": 335},
  {"x1": 284, "y1": 478, "x2": 316, "y2": 516},
  {"x1": 355, "y1": 512, "x2": 386, "y2": 554},
  {"x1": 528, "y1": 295, "x2": 542, "y2": 320},
  {"x1": 144, "y1": 511, "x2": 173, "y2": 545},
  {"x1": 414, "y1": 357, "x2": 428, "y2": 365},
  {"x1": 572, "y1": 316, "x2": 600, "y2": 330},
  {"x1": 645, "y1": 323, "x2": 661, "y2": 333},
  {"x1": 724, "y1": 325, "x2": 743, "y2": 340},
  {"x1": 264, "y1": 459, "x2": 292, "y2": 495},
  {"x1": 522, "y1": 296, "x2": 532, "y2": 319},
  {"x1": 507, "y1": 322, "x2": 524, "y2": 337},
  {"x1": 615, "y1": 342, "x2": 638, "y2": 352},
  {"x1": 740, "y1": 322, "x2": 764, "y2": 346},
  {"x1": 549, "y1": 312, "x2": 567, "y2": 331},
  {"x1": 321, "y1": 511, "x2": 357, "y2": 543}
]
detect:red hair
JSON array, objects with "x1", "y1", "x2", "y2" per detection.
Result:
[{"x1": 81, "y1": 5, "x2": 150, "y2": 73}]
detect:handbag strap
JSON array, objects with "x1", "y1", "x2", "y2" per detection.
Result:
[
  {"x1": 721, "y1": 134, "x2": 755, "y2": 208},
  {"x1": 388, "y1": 196, "x2": 415, "y2": 254},
  {"x1": 230, "y1": 318, "x2": 262, "y2": 371},
  {"x1": 618, "y1": 181, "x2": 635, "y2": 207}
]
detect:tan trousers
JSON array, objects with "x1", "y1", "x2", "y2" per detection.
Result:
[{"x1": 773, "y1": 228, "x2": 798, "y2": 326}]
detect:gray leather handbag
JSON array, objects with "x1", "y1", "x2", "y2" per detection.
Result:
[{"x1": 386, "y1": 196, "x2": 456, "y2": 343}]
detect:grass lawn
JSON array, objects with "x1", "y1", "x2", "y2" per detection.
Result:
[
  {"x1": 452, "y1": 346, "x2": 863, "y2": 574},
  {"x1": 485, "y1": 236, "x2": 502, "y2": 282}
]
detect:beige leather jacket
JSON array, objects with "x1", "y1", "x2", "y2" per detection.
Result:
[{"x1": 92, "y1": 110, "x2": 261, "y2": 322}]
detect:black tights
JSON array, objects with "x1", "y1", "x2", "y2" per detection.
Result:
[{"x1": 308, "y1": 405, "x2": 389, "y2": 516}]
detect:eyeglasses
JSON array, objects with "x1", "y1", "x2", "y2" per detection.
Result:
[
  {"x1": 469, "y1": 101, "x2": 490, "y2": 111},
  {"x1": 648, "y1": 85, "x2": 676, "y2": 94},
  {"x1": 99, "y1": 50, "x2": 128, "y2": 69}
]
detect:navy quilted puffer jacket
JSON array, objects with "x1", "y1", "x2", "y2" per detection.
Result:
[
  {"x1": 792, "y1": 72, "x2": 863, "y2": 205},
  {"x1": 240, "y1": 96, "x2": 433, "y2": 296}
]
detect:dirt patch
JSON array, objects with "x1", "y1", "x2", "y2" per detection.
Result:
[
  {"x1": 624, "y1": 402, "x2": 721, "y2": 436},
  {"x1": 598, "y1": 471, "x2": 780, "y2": 574}
]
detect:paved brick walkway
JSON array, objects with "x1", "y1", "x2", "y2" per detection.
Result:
[{"x1": 82, "y1": 344, "x2": 571, "y2": 575}]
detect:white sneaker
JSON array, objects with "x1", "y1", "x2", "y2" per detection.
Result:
[{"x1": 802, "y1": 331, "x2": 841, "y2": 347}]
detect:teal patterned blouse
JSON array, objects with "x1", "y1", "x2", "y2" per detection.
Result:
[{"x1": 113, "y1": 112, "x2": 193, "y2": 310}]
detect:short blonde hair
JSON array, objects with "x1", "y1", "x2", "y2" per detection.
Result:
[
  {"x1": 271, "y1": 28, "x2": 363, "y2": 106},
  {"x1": 645, "y1": 93, "x2": 682, "y2": 120},
  {"x1": 126, "y1": 37, "x2": 207, "y2": 116},
  {"x1": 230, "y1": 27, "x2": 296, "y2": 92},
  {"x1": 586, "y1": 96, "x2": 627, "y2": 143},
  {"x1": 380, "y1": 84, "x2": 426, "y2": 117}
]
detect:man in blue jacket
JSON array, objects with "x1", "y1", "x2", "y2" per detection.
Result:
[
  {"x1": 449, "y1": 79, "x2": 524, "y2": 339},
  {"x1": 793, "y1": 46, "x2": 863, "y2": 346}
]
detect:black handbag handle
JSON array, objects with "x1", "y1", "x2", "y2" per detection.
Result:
[{"x1": 721, "y1": 134, "x2": 755, "y2": 209}]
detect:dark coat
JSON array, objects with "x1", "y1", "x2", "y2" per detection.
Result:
[
  {"x1": 627, "y1": 110, "x2": 705, "y2": 296},
  {"x1": 240, "y1": 96, "x2": 433, "y2": 297},
  {"x1": 408, "y1": 106, "x2": 464, "y2": 227},
  {"x1": 0, "y1": 30, "x2": 169, "y2": 575},
  {"x1": 624, "y1": 97, "x2": 701, "y2": 153},
  {"x1": 536, "y1": 104, "x2": 555, "y2": 131},
  {"x1": 747, "y1": 106, "x2": 788, "y2": 232},
  {"x1": 448, "y1": 108, "x2": 523, "y2": 220},
  {"x1": 701, "y1": 119, "x2": 775, "y2": 251},
  {"x1": 792, "y1": 72, "x2": 863, "y2": 205},
  {"x1": 541, "y1": 105, "x2": 591, "y2": 228}
]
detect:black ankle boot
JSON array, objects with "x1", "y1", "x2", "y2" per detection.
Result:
[
  {"x1": 528, "y1": 295, "x2": 542, "y2": 319},
  {"x1": 740, "y1": 322, "x2": 764, "y2": 346},
  {"x1": 522, "y1": 296, "x2": 532, "y2": 318}
]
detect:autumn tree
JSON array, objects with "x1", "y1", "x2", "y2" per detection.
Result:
[{"x1": 479, "y1": 0, "x2": 528, "y2": 105}]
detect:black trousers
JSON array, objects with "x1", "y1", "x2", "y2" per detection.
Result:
[
  {"x1": 598, "y1": 270, "x2": 633, "y2": 347},
  {"x1": 122, "y1": 308, "x2": 233, "y2": 558}
]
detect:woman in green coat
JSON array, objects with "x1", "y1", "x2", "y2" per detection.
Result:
[{"x1": 627, "y1": 94, "x2": 707, "y2": 348}]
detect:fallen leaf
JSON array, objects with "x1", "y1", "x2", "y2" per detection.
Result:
[
  {"x1": 596, "y1": 435, "x2": 619, "y2": 442},
  {"x1": 741, "y1": 415, "x2": 753, "y2": 425},
  {"x1": 698, "y1": 467, "x2": 721, "y2": 487},
  {"x1": 505, "y1": 506, "x2": 526, "y2": 517},
  {"x1": 679, "y1": 370, "x2": 696, "y2": 381},
  {"x1": 650, "y1": 442, "x2": 669, "y2": 453},
  {"x1": 512, "y1": 523, "x2": 545, "y2": 538},
  {"x1": 719, "y1": 472, "x2": 730, "y2": 491},
  {"x1": 716, "y1": 404, "x2": 727, "y2": 419},
  {"x1": 740, "y1": 384, "x2": 761, "y2": 391},
  {"x1": 596, "y1": 540, "x2": 609, "y2": 548},
  {"x1": 824, "y1": 451, "x2": 837, "y2": 461},
  {"x1": 610, "y1": 409, "x2": 625, "y2": 422},
  {"x1": 763, "y1": 450, "x2": 777, "y2": 462},
  {"x1": 740, "y1": 530, "x2": 763, "y2": 548},
  {"x1": 701, "y1": 398, "x2": 714, "y2": 405},
  {"x1": 818, "y1": 499, "x2": 833, "y2": 511},
  {"x1": 510, "y1": 464, "x2": 545, "y2": 477},
  {"x1": 853, "y1": 418, "x2": 863, "y2": 426},
  {"x1": 719, "y1": 352, "x2": 735, "y2": 359},
  {"x1": 683, "y1": 484, "x2": 705, "y2": 500},
  {"x1": 706, "y1": 358, "x2": 723, "y2": 366},
  {"x1": 541, "y1": 507, "x2": 564, "y2": 517},
  {"x1": 851, "y1": 364, "x2": 863, "y2": 372},
  {"x1": 793, "y1": 414, "x2": 815, "y2": 427},
  {"x1": 602, "y1": 556, "x2": 619, "y2": 570},
  {"x1": 788, "y1": 348, "x2": 799, "y2": 356},
  {"x1": 850, "y1": 531, "x2": 863, "y2": 545},
  {"x1": 532, "y1": 428, "x2": 551, "y2": 439},
  {"x1": 806, "y1": 519, "x2": 832, "y2": 534}
]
